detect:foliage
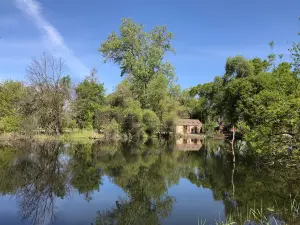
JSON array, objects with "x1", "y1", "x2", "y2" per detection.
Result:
[
  {"x1": 102, "y1": 119, "x2": 121, "y2": 141},
  {"x1": 0, "y1": 81, "x2": 25, "y2": 133},
  {"x1": 99, "y1": 18, "x2": 176, "y2": 109},
  {"x1": 142, "y1": 110, "x2": 160, "y2": 136},
  {"x1": 121, "y1": 105, "x2": 144, "y2": 140},
  {"x1": 73, "y1": 69, "x2": 105, "y2": 129},
  {"x1": 289, "y1": 19, "x2": 300, "y2": 77},
  {"x1": 249, "y1": 57, "x2": 270, "y2": 75},
  {"x1": 224, "y1": 56, "x2": 254, "y2": 82},
  {"x1": 190, "y1": 41, "x2": 300, "y2": 160}
]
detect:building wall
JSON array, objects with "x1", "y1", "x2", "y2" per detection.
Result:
[
  {"x1": 176, "y1": 125, "x2": 184, "y2": 134},
  {"x1": 176, "y1": 124, "x2": 202, "y2": 134},
  {"x1": 176, "y1": 138, "x2": 183, "y2": 144}
]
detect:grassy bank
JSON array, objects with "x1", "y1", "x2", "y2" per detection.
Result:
[
  {"x1": 0, "y1": 130, "x2": 104, "y2": 144},
  {"x1": 197, "y1": 197, "x2": 300, "y2": 225}
]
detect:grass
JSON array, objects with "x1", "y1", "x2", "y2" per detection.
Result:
[
  {"x1": 198, "y1": 197, "x2": 300, "y2": 225},
  {"x1": 60, "y1": 129, "x2": 103, "y2": 144},
  {"x1": 0, "y1": 129, "x2": 104, "y2": 144}
]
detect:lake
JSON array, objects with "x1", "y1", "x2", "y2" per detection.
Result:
[{"x1": 0, "y1": 139, "x2": 299, "y2": 225}]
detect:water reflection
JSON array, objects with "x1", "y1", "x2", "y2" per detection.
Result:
[
  {"x1": 175, "y1": 137, "x2": 202, "y2": 151},
  {"x1": 0, "y1": 140, "x2": 299, "y2": 225},
  {"x1": 1, "y1": 142, "x2": 71, "y2": 225}
]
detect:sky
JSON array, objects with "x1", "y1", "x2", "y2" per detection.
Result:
[{"x1": 0, "y1": 0, "x2": 299, "y2": 93}]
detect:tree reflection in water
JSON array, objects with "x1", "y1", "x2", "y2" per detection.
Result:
[
  {"x1": 95, "y1": 196, "x2": 174, "y2": 225},
  {"x1": 0, "y1": 139, "x2": 299, "y2": 225},
  {"x1": 8, "y1": 142, "x2": 71, "y2": 225}
]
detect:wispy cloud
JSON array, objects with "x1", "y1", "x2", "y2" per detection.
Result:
[{"x1": 15, "y1": 0, "x2": 90, "y2": 77}]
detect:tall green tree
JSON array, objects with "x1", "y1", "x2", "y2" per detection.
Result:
[
  {"x1": 74, "y1": 69, "x2": 105, "y2": 129},
  {"x1": 191, "y1": 52, "x2": 300, "y2": 158},
  {"x1": 99, "y1": 18, "x2": 175, "y2": 108},
  {"x1": 0, "y1": 81, "x2": 25, "y2": 132},
  {"x1": 224, "y1": 56, "x2": 254, "y2": 82},
  {"x1": 249, "y1": 57, "x2": 270, "y2": 75},
  {"x1": 289, "y1": 19, "x2": 300, "y2": 76}
]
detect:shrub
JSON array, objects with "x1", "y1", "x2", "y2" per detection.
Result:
[
  {"x1": 0, "y1": 115, "x2": 21, "y2": 133},
  {"x1": 142, "y1": 110, "x2": 160, "y2": 136},
  {"x1": 121, "y1": 108, "x2": 143, "y2": 140},
  {"x1": 102, "y1": 119, "x2": 121, "y2": 141}
]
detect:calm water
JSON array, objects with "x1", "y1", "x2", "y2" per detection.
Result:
[{"x1": 0, "y1": 139, "x2": 299, "y2": 225}]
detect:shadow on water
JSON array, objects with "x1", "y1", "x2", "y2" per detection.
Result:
[{"x1": 0, "y1": 139, "x2": 299, "y2": 225}]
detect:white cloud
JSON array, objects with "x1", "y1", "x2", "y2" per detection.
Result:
[{"x1": 15, "y1": 0, "x2": 90, "y2": 77}]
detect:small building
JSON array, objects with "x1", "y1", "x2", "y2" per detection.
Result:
[{"x1": 176, "y1": 119, "x2": 202, "y2": 135}]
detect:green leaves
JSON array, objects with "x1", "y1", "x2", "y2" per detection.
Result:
[
  {"x1": 143, "y1": 110, "x2": 160, "y2": 136},
  {"x1": 74, "y1": 70, "x2": 105, "y2": 129},
  {"x1": 191, "y1": 49, "x2": 300, "y2": 159},
  {"x1": 224, "y1": 56, "x2": 254, "y2": 82},
  {"x1": 0, "y1": 81, "x2": 25, "y2": 133},
  {"x1": 99, "y1": 18, "x2": 175, "y2": 107}
]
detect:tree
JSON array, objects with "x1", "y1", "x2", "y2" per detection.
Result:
[
  {"x1": 189, "y1": 76, "x2": 225, "y2": 126},
  {"x1": 143, "y1": 74, "x2": 169, "y2": 112},
  {"x1": 224, "y1": 56, "x2": 254, "y2": 82},
  {"x1": 121, "y1": 102, "x2": 144, "y2": 140},
  {"x1": 250, "y1": 57, "x2": 270, "y2": 75},
  {"x1": 74, "y1": 69, "x2": 105, "y2": 129},
  {"x1": 190, "y1": 45, "x2": 300, "y2": 160},
  {"x1": 99, "y1": 18, "x2": 175, "y2": 108},
  {"x1": 289, "y1": 19, "x2": 300, "y2": 77},
  {"x1": 142, "y1": 110, "x2": 160, "y2": 136},
  {"x1": 25, "y1": 53, "x2": 71, "y2": 135},
  {"x1": 0, "y1": 81, "x2": 25, "y2": 133}
]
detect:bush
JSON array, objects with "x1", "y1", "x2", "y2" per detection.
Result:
[
  {"x1": 0, "y1": 115, "x2": 21, "y2": 133},
  {"x1": 63, "y1": 118, "x2": 78, "y2": 130},
  {"x1": 93, "y1": 106, "x2": 112, "y2": 133},
  {"x1": 161, "y1": 116, "x2": 176, "y2": 134},
  {"x1": 103, "y1": 119, "x2": 121, "y2": 141},
  {"x1": 19, "y1": 116, "x2": 39, "y2": 136},
  {"x1": 121, "y1": 108, "x2": 143, "y2": 140},
  {"x1": 142, "y1": 110, "x2": 160, "y2": 136}
]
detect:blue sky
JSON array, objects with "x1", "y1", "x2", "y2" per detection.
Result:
[{"x1": 0, "y1": 0, "x2": 299, "y2": 93}]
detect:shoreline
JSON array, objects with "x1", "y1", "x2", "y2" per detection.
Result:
[{"x1": 0, "y1": 130, "x2": 104, "y2": 144}]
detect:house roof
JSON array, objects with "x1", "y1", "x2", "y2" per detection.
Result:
[{"x1": 176, "y1": 119, "x2": 202, "y2": 126}]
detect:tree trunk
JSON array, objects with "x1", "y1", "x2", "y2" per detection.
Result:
[{"x1": 231, "y1": 125, "x2": 236, "y2": 163}]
